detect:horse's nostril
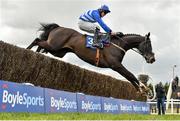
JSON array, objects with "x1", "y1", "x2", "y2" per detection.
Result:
[{"x1": 150, "y1": 57, "x2": 155, "y2": 63}]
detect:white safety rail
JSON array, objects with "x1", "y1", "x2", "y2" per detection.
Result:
[{"x1": 147, "y1": 99, "x2": 180, "y2": 114}]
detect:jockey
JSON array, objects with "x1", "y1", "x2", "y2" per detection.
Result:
[{"x1": 78, "y1": 5, "x2": 116, "y2": 48}]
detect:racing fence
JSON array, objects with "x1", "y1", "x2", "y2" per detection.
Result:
[{"x1": 0, "y1": 41, "x2": 145, "y2": 101}]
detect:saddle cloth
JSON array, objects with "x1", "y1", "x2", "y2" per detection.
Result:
[{"x1": 85, "y1": 34, "x2": 110, "y2": 49}]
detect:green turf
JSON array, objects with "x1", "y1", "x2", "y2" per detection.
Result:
[{"x1": 0, "y1": 112, "x2": 180, "y2": 120}]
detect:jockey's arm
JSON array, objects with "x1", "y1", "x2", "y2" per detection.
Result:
[{"x1": 92, "y1": 11, "x2": 112, "y2": 33}]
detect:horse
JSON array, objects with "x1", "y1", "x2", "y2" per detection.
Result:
[{"x1": 27, "y1": 23, "x2": 155, "y2": 94}]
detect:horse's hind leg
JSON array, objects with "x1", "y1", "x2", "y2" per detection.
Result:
[
  {"x1": 50, "y1": 48, "x2": 72, "y2": 58},
  {"x1": 37, "y1": 41, "x2": 53, "y2": 51},
  {"x1": 36, "y1": 46, "x2": 43, "y2": 52},
  {"x1": 26, "y1": 38, "x2": 40, "y2": 49}
]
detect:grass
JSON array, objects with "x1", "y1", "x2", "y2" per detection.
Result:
[{"x1": 0, "y1": 112, "x2": 180, "y2": 120}]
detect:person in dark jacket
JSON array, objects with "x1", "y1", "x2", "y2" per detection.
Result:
[
  {"x1": 155, "y1": 82, "x2": 166, "y2": 115},
  {"x1": 176, "y1": 92, "x2": 180, "y2": 113},
  {"x1": 172, "y1": 76, "x2": 179, "y2": 92}
]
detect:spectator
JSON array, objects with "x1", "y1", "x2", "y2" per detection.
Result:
[
  {"x1": 172, "y1": 76, "x2": 179, "y2": 92},
  {"x1": 177, "y1": 92, "x2": 180, "y2": 113},
  {"x1": 155, "y1": 82, "x2": 166, "y2": 115}
]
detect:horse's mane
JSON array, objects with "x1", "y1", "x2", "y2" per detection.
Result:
[
  {"x1": 112, "y1": 33, "x2": 143, "y2": 42},
  {"x1": 123, "y1": 33, "x2": 142, "y2": 37}
]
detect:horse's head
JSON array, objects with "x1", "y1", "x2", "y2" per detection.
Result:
[{"x1": 138, "y1": 32, "x2": 155, "y2": 64}]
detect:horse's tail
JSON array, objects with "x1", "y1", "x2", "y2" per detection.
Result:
[{"x1": 39, "y1": 23, "x2": 60, "y2": 40}]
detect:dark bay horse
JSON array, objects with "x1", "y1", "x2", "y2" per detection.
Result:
[{"x1": 27, "y1": 23, "x2": 155, "y2": 93}]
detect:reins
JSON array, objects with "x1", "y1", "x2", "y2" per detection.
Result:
[{"x1": 110, "y1": 42, "x2": 126, "y2": 53}]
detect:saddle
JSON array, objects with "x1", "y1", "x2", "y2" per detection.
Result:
[
  {"x1": 85, "y1": 32, "x2": 124, "y2": 66},
  {"x1": 85, "y1": 33, "x2": 111, "y2": 49},
  {"x1": 98, "y1": 33, "x2": 111, "y2": 45},
  {"x1": 85, "y1": 32, "x2": 124, "y2": 49}
]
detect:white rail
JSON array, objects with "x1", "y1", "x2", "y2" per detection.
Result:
[{"x1": 147, "y1": 99, "x2": 180, "y2": 114}]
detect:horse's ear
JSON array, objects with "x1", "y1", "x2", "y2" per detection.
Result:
[{"x1": 147, "y1": 32, "x2": 150, "y2": 38}]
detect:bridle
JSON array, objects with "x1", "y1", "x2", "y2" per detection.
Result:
[
  {"x1": 111, "y1": 34, "x2": 150, "y2": 56},
  {"x1": 137, "y1": 35, "x2": 151, "y2": 57}
]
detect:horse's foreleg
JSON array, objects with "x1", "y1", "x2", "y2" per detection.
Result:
[
  {"x1": 112, "y1": 64, "x2": 141, "y2": 92},
  {"x1": 26, "y1": 38, "x2": 40, "y2": 49},
  {"x1": 139, "y1": 81, "x2": 149, "y2": 93}
]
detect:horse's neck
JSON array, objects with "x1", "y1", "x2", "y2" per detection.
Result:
[{"x1": 123, "y1": 35, "x2": 144, "y2": 50}]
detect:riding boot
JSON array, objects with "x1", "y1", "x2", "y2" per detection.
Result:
[
  {"x1": 105, "y1": 32, "x2": 111, "y2": 44},
  {"x1": 92, "y1": 28, "x2": 103, "y2": 48}
]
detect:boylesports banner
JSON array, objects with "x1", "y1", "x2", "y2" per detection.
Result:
[{"x1": 0, "y1": 80, "x2": 150, "y2": 114}]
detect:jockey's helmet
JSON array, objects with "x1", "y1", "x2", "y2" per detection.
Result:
[{"x1": 99, "y1": 5, "x2": 111, "y2": 14}]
